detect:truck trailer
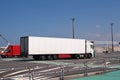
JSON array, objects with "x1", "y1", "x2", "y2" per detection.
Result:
[{"x1": 20, "y1": 36, "x2": 95, "y2": 60}]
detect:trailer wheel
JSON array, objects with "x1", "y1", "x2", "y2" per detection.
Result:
[
  {"x1": 80, "y1": 54, "x2": 84, "y2": 58},
  {"x1": 41, "y1": 55, "x2": 46, "y2": 60},
  {"x1": 47, "y1": 55, "x2": 53, "y2": 60},
  {"x1": 84, "y1": 54, "x2": 89, "y2": 58},
  {"x1": 33, "y1": 55, "x2": 40, "y2": 60},
  {"x1": 53, "y1": 55, "x2": 58, "y2": 60},
  {"x1": 74, "y1": 55, "x2": 80, "y2": 59}
]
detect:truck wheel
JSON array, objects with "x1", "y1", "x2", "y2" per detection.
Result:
[
  {"x1": 84, "y1": 54, "x2": 88, "y2": 58},
  {"x1": 33, "y1": 55, "x2": 40, "y2": 60},
  {"x1": 47, "y1": 55, "x2": 53, "y2": 60},
  {"x1": 1, "y1": 55, "x2": 6, "y2": 58},
  {"x1": 80, "y1": 54, "x2": 84, "y2": 58},
  {"x1": 41, "y1": 55, "x2": 46, "y2": 60},
  {"x1": 88, "y1": 54, "x2": 92, "y2": 58},
  {"x1": 74, "y1": 55, "x2": 80, "y2": 59},
  {"x1": 53, "y1": 55, "x2": 58, "y2": 60}
]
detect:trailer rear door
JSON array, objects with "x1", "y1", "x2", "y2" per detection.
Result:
[{"x1": 20, "y1": 36, "x2": 28, "y2": 57}]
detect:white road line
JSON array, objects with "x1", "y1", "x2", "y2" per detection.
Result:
[
  {"x1": 39, "y1": 67, "x2": 60, "y2": 73},
  {"x1": 0, "y1": 71, "x2": 6, "y2": 73},
  {"x1": 10, "y1": 73, "x2": 52, "y2": 80},
  {"x1": 4, "y1": 67, "x2": 42, "y2": 77}
]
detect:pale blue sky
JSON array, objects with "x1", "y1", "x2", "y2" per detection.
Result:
[{"x1": 0, "y1": 0, "x2": 120, "y2": 45}]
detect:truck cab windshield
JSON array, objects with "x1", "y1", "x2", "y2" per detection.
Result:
[{"x1": 4, "y1": 50, "x2": 11, "y2": 53}]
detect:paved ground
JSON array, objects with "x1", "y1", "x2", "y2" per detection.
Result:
[
  {"x1": 72, "y1": 70, "x2": 120, "y2": 80},
  {"x1": 0, "y1": 52, "x2": 120, "y2": 80}
]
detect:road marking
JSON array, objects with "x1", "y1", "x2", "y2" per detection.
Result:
[
  {"x1": 4, "y1": 67, "x2": 42, "y2": 77},
  {"x1": 0, "y1": 71, "x2": 6, "y2": 73},
  {"x1": 39, "y1": 67, "x2": 60, "y2": 73}
]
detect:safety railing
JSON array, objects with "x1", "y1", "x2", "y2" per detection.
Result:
[{"x1": 0, "y1": 58, "x2": 120, "y2": 80}]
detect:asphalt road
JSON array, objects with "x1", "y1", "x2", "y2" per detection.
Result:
[{"x1": 0, "y1": 52, "x2": 120, "y2": 80}]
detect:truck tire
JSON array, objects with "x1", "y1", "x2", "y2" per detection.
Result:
[
  {"x1": 1, "y1": 55, "x2": 6, "y2": 58},
  {"x1": 88, "y1": 53, "x2": 92, "y2": 58},
  {"x1": 84, "y1": 54, "x2": 88, "y2": 58},
  {"x1": 33, "y1": 55, "x2": 40, "y2": 60},
  {"x1": 80, "y1": 54, "x2": 84, "y2": 58},
  {"x1": 84, "y1": 53, "x2": 92, "y2": 58},
  {"x1": 74, "y1": 54, "x2": 80, "y2": 59},
  {"x1": 47, "y1": 55, "x2": 53, "y2": 60},
  {"x1": 41, "y1": 55, "x2": 47, "y2": 60},
  {"x1": 53, "y1": 55, "x2": 58, "y2": 60}
]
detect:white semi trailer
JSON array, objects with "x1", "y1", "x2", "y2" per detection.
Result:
[{"x1": 20, "y1": 36, "x2": 95, "y2": 60}]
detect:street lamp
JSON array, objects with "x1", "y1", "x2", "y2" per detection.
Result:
[
  {"x1": 111, "y1": 23, "x2": 114, "y2": 52},
  {"x1": 72, "y1": 18, "x2": 75, "y2": 39}
]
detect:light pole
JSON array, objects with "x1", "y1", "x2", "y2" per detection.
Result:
[
  {"x1": 111, "y1": 23, "x2": 114, "y2": 52},
  {"x1": 72, "y1": 18, "x2": 75, "y2": 39}
]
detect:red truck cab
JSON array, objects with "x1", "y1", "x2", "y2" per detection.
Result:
[{"x1": 1, "y1": 45, "x2": 20, "y2": 58}]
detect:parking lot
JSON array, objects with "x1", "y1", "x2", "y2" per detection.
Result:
[{"x1": 0, "y1": 52, "x2": 120, "y2": 80}]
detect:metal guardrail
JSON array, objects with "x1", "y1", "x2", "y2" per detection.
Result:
[{"x1": 0, "y1": 58, "x2": 120, "y2": 80}]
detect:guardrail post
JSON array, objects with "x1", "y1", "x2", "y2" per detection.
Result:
[
  {"x1": 60, "y1": 65, "x2": 64, "y2": 80},
  {"x1": 31, "y1": 67, "x2": 35, "y2": 80},
  {"x1": 103, "y1": 59, "x2": 106, "y2": 73},
  {"x1": 84, "y1": 61, "x2": 88, "y2": 77},
  {"x1": 28, "y1": 66, "x2": 31, "y2": 80},
  {"x1": 27, "y1": 66, "x2": 34, "y2": 80},
  {"x1": 119, "y1": 58, "x2": 120, "y2": 63}
]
